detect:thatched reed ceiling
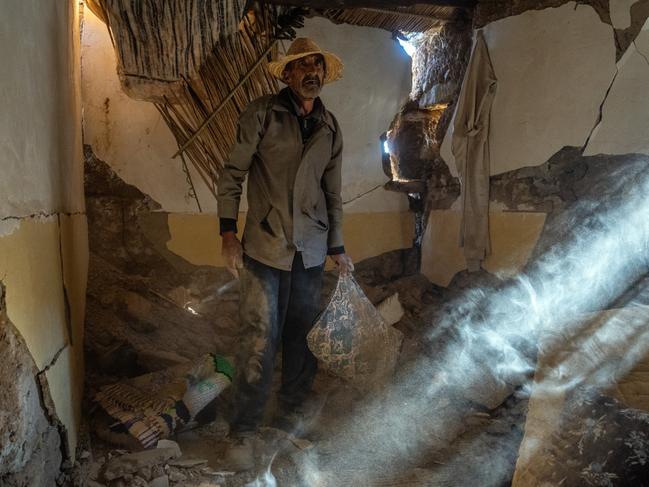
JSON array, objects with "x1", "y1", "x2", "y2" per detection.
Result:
[{"x1": 320, "y1": 5, "x2": 466, "y2": 32}]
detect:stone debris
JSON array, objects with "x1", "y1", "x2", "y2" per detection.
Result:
[
  {"x1": 168, "y1": 469, "x2": 188, "y2": 482},
  {"x1": 169, "y1": 458, "x2": 209, "y2": 468},
  {"x1": 102, "y1": 447, "x2": 181, "y2": 481},
  {"x1": 156, "y1": 439, "x2": 182, "y2": 457},
  {"x1": 377, "y1": 292, "x2": 405, "y2": 326},
  {"x1": 149, "y1": 475, "x2": 170, "y2": 487},
  {"x1": 201, "y1": 467, "x2": 235, "y2": 476}
]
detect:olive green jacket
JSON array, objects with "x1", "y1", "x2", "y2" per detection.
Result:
[{"x1": 217, "y1": 92, "x2": 344, "y2": 270}]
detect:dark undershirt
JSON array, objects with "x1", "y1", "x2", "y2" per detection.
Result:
[{"x1": 220, "y1": 88, "x2": 344, "y2": 256}]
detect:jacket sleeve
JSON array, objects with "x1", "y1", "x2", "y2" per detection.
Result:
[
  {"x1": 322, "y1": 115, "x2": 344, "y2": 249},
  {"x1": 217, "y1": 98, "x2": 267, "y2": 220}
]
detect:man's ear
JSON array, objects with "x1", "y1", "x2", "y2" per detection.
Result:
[{"x1": 281, "y1": 67, "x2": 290, "y2": 84}]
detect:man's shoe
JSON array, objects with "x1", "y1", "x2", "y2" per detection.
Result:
[{"x1": 224, "y1": 432, "x2": 256, "y2": 471}]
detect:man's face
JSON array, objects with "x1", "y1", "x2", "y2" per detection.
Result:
[{"x1": 282, "y1": 54, "x2": 325, "y2": 100}]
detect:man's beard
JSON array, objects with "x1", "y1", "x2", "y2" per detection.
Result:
[{"x1": 297, "y1": 76, "x2": 322, "y2": 99}]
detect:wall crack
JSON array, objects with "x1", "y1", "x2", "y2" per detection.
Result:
[
  {"x1": 581, "y1": 67, "x2": 619, "y2": 153},
  {"x1": 1, "y1": 211, "x2": 85, "y2": 222},
  {"x1": 343, "y1": 184, "x2": 383, "y2": 206},
  {"x1": 633, "y1": 39, "x2": 649, "y2": 67},
  {"x1": 38, "y1": 343, "x2": 68, "y2": 374},
  {"x1": 55, "y1": 214, "x2": 74, "y2": 346}
]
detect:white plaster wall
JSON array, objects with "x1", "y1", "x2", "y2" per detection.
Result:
[
  {"x1": 584, "y1": 20, "x2": 649, "y2": 156},
  {"x1": 441, "y1": 2, "x2": 616, "y2": 176},
  {"x1": 297, "y1": 17, "x2": 412, "y2": 213},
  {"x1": 0, "y1": 0, "x2": 84, "y2": 218}
]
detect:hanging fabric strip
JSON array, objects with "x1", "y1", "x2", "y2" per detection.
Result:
[{"x1": 451, "y1": 29, "x2": 497, "y2": 272}]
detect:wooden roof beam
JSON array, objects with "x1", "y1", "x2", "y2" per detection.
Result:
[{"x1": 265, "y1": 0, "x2": 476, "y2": 10}]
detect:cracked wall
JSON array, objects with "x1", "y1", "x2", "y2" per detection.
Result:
[
  {"x1": 81, "y1": 9, "x2": 417, "y2": 269},
  {"x1": 424, "y1": 1, "x2": 644, "y2": 287},
  {"x1": 0, "y1": 0, "x2": 87, "y2": 477},
  {"x1": 415, "y1": 1, "x2": 649, "y2": 484}
]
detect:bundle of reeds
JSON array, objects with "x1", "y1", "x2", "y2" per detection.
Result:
[
  {"x1": 94, "y1": 0, "x2": 246, "y2": 101},
  {"x1": 156, "y1": 7, "x2": 304, "y2": 204},
  {"x1": 321, "y1": 5, "x2": 461, "y2": 33}
]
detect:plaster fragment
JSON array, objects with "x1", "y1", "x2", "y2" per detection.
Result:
[
  {"x1": 610, "y1": 0, "x2": 636, "y2": 29},
  {"x1": 0, "y1": 220, "x2": 20, "y2": 238},
  {"x1": 441, "y1": 3, "x2": 616, "y2": 175},
  {"x1": 584, "y1": 27, "x2": 649, "y2": 156}
]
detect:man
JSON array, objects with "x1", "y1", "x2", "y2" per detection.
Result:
[{"x1": 217, "y1": 37, "x2": 354, "y2": 470}]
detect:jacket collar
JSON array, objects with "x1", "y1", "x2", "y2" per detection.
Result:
[{"x1": 272, "y1": 87, "x2": 337, "y2": 133}]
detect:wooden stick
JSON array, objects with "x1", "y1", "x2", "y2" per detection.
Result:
[{"x1": 171, "y1": 32, "x2": 281, "y2": 159}]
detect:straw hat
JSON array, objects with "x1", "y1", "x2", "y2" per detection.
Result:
[{"x1": 268, "y1": 38, "x2": 344, "y2": 84}]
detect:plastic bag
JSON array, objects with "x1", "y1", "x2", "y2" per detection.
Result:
[{"x1": 307, "y1": 274, "x2": 403, "y2": 387}]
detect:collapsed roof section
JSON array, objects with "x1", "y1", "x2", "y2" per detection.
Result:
[
  {"x1": 86, "y1": 0, "x2": 472, "y2": 204},
  {"x1": 85, "y1": 0, "x2": 246, "y2": 101}
]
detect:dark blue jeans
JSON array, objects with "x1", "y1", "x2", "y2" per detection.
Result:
[{"x1": 231, "y1": 252, "x2": 324, "y2": 433}]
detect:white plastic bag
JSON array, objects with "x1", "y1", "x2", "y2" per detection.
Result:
[{"x1": 307, "y1": 274, "x2": 403, "y2": 387}]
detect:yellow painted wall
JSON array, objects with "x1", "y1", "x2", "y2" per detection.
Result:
[
  {"x1": 0, "y1": 215, "x2": 88, "y2": 457},
  {"x1": 166, "y1": 211, "x2": 415, "y2": 268},
  {"x1": 421, "y1": 210, "x2": 547, "y2": 287},
  {"x1": 0, "y1": 219, "x2": 69, "y2": 369}
]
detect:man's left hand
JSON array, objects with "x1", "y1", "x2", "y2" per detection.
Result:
[{"x1": 330, "y1": 253, "x2": 354, "y2": 275}]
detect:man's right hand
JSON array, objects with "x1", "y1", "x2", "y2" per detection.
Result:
[{"x1": 221, "y1": 231, "x2": 243, "y2": 279}]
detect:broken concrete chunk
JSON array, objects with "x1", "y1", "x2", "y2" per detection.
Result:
[
  {"x1": 609, "y1": 0, "x2": 635, "y2": 29},
  {"x1": 377, "y1": 292, "x2": 405, "y2": 326},
  {"x1": 168, "y1": 469, "x2": 187, "y2": 482},
  {"x1": 151, "y1": 465, "x2": 166, "y2": 479},
  {"x1": 149, "y1": 476, "x2": 170, "y2": 487},
  {"x1": 137, "y1": 464, "x2": 152, "y2": 480},
  {"x1": 102, "y1": 448, "x2": 181, "y2": 481},
  {"x1": 201, "y1": 467, "x2": 235, "y2": 476},
  {"x1": 156, "y1": 439, "x2": 182, "y2": 458},
  {"x1": 130, "y1": 476, "x2": 149, "y2": 487}
]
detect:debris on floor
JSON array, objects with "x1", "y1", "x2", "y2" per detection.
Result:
[{"x1": 93, "y1": 354, "x2": 233, "y2": 449}]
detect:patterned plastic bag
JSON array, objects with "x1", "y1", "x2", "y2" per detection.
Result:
[{"x1": 307, "y1": 274, "x2": 403, "y2": 387}]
